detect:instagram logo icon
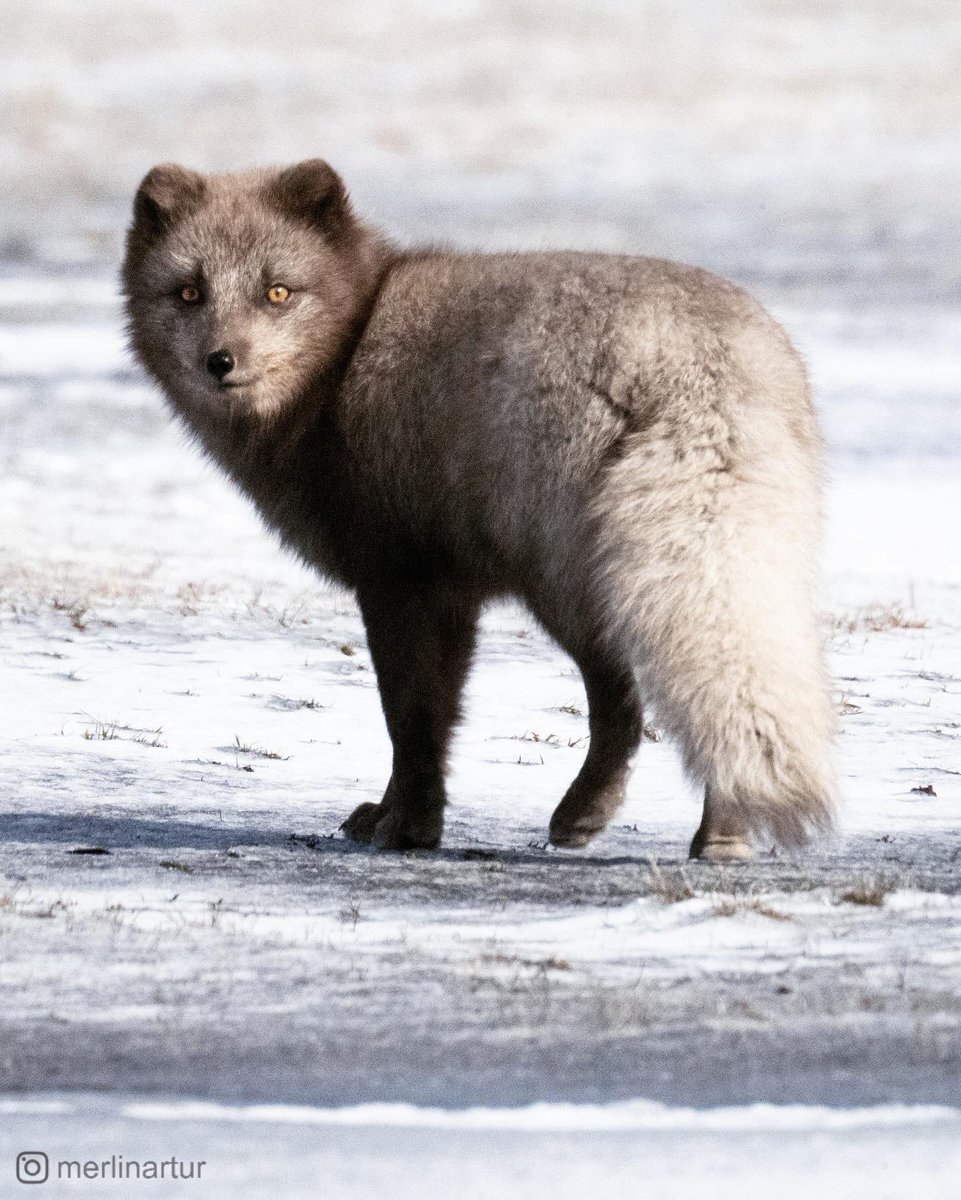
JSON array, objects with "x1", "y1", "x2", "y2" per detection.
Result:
[{"x1": 16, "y1": 1152, "x2": 49, "y2": 1185}]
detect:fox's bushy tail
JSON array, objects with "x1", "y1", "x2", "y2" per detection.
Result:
[{"x1": 593, "y1": 332, "x2": 836, "y2": 848}]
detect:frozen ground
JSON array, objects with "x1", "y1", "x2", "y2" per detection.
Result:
[
  {"x1": 2, "y1": 1, "x2": 961, "y2": 1196},
  {"x1": 1, "y1": 1098, "x2": 961, "y2": 1200}
]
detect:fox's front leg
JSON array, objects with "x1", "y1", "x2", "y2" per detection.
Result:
[{"x1": 342, "y1": 582, "x2": 480, "y2": 850}]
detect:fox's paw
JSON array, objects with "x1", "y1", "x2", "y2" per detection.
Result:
[
  {"x1": 688, "y1": 832, "x2": 754, "y2": 863},
  {"x1": 340, "y1": 801, "x2": 384, "y2": 844},
  {"x1": 548, "y1": 812, "x2": 607, "y2": 849},
  {"x1": 548, "y1": 786, "x2": 621, "y2": 849},
  {"x1": 372, "y1": 806, "x2": 443, "y2": 852}
]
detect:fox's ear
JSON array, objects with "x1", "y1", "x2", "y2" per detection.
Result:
[
  {"x1": 269, "y1": 159, "x2": 350, "y2": 234},
  {"x1": 133, "y1": 164, "x2": 206, "y2": 234}
]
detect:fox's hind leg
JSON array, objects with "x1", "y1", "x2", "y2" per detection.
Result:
[
  {"x1": 688, "y1": 786, "x2": 753, "y2": 862},
  {"x1": 548, "y1": 653, "x2": 643, "y2": 849},
  {"x1": 341, "y1": 582, "x2": 479, "y2": 851}
]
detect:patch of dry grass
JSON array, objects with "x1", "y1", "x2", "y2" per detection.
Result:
[
  {"x1": 839, "y1": 874, "x2": 897, "y2": 907},
  {"x1": 231, "y1": 735, "x2": 289, "y2": 761},
  {"x1": 646, "y1": 861, "x2": 695, "y2": 904},
  {"x1": 159, "y1": 860, "x2": 194, "y2": 874},
  {"x1": 82, "y1": 718, "x2": 121, "y2": 741},
  {"x1": 477, "y1": 952, "x2": 572, "y2": 972},
  {"x1": 52, "y1": 596, "x2": 91, "y2": 631},
  {"x1": 82, "y1": 717, "x2": 165, "y2": 747},
  {"x1": 176, "y1": 580, "x2": 228, "y2": 616},
  {"x1": 835, "y1": 604, "x2": 928, "y2": 635},
  {"x1": 0, "y1": 889, "x2": 71, "y2": 921},
  {"x1": 711, "y1": 896, "x2": 792, "y2": 921}
]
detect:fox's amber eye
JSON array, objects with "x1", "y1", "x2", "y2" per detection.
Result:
[
  {"x1": 267, "y1": 285, "x2": 290, "y2": 304},
  {"x1": 180, "y1": 285, "x2": 201, "y2": 304}
]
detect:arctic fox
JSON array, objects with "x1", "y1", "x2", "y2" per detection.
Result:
[{"x1": 122, "y1": 159, "x2": 836, "y2": 861}]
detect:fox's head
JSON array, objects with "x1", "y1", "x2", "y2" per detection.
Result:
[{"x1": 122, "y1": 160, "x2": 386, "y2": 422}]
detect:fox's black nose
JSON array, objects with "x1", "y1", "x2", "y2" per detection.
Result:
[{"x1": 206, "y1": 349, "x2": 235, "y2": 381}]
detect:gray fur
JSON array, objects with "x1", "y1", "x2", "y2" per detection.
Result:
[{"x1": 123, "y1": 160, "x2": 836, "y2": 858}]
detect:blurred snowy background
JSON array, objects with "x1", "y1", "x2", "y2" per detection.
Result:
[
  {"x1": 2, "y1": 0, "x2": 959, "y2": 304},
  {"x1": 2, "y1": 4, "x2": 961, "y2": 1198}
]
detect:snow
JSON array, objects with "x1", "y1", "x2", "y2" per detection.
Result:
[
  {"x1": 73, "y1": 1097, "x2": 961, "y2": 1131},
  {"x1": 2, "y1": 1094, "x2": 961, "y2": 1200},
  {"x1": 0, "y1": 322, "x2": 128, "y2": 377},
  {"x1": 2, "y1": 1, "x2": 961, "y2": 1195}
]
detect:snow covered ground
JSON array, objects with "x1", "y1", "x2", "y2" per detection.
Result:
[
  {"x1": 2, "y1": 1, "x2": 960, "y2": 1196},
  {"x1": 2, "y1": 1097, "x2": 961, "y2": 1200}
]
